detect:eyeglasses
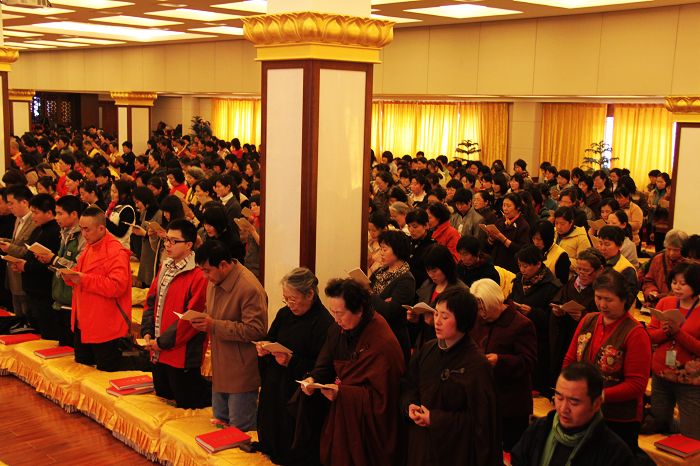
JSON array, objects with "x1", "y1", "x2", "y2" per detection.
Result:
[
  {"x1": 282, "y1": 297, "x2": 298, "y2": 305},
  {"x1": 164, "y1": 237, "x2": 188, "y2": 245}
]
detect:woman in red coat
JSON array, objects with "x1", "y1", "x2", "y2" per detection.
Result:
[{"x1": 426, "y1": 202, "x2": 460, "y2": 261}]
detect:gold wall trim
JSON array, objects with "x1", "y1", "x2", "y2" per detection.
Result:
[
  {"x1": 242, "y1": 12, "x2": 393, "y2": 62},
  {"x1": 0, "y1": 47, "x2": 20, "y2": 72},
  {"x1": 665, "y1": 96, "x2": 700, "y2": 114},
  {"x1": 110, "y1": 91, "x2": 158, "y2": 107},
  {"x1": 8, "y1": 89, "x2": 35, "y2": 102}
]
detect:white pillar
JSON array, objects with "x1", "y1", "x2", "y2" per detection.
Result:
[
  {"x1": 110, "y1": 92, "x2": 157, "y2": 156},
  {"x1": 509, "y1": 101, "x2": 542, "y2": 178}
]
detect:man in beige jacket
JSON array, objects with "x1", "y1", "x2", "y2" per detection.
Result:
[{"x1": 192, "y1": 240, "x2": 267, "y2": 431}]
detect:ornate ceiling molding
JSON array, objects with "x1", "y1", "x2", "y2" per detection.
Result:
[
  {"x1": 110, "y1": 91, "x2": 158, "y2": 107},
  {"x1": 0, "y1": 47, "x2": 20, "y2": 72},
  {"x1": 8, "y1": 89, "x2": 35, "y2": 102},
  {"x1": 665, "y1": 96, "x2": 700, "y2": 114}
]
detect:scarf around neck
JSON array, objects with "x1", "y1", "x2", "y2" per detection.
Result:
[
  {"x1": 372, "y1": 261, "x2": 410, "y2": 295},
  {"x1": 522, "y1": 265, "x2": 547, "y2": 294},
  {"x1": 540, "y1": 411, "x2": 603, "y2": 466}
]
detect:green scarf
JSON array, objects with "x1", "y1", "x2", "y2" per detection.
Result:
[{"x1": 539, "y1": 411, "x2": 603, "y2": 466}]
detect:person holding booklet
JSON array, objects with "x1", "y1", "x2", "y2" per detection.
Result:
[
  {"x1": 645, "y1": 262, "x2": 700, "y2": 439},
  {"x1": 301, "y1": 278, "x2": 405, "y2": 466},
  {"x1": 256, "y1": 267, "x2": 333, "y2": 465},
  {"x1": 192, "y1": 240, "x2": 267, "y2": 431},
  {"x1": 483, "y1": 192, "x2": 531, "y2": 274},
  {"x1": 140, "y1": 219, "x2": 210, "y2": 409},
  {"x1": 400, "y1": 286, "x2": 502, "y2": 465}
]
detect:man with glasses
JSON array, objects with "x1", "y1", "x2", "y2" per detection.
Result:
[
  {"x1": 192, "y1": 240, "x2": 267, "y2": 430},
  {"x1": 511, "y1": 362, "x2": 635, "y2": 466},
  {"x1": 141, "y1": 219, "x2": 210, "y2": 408}
]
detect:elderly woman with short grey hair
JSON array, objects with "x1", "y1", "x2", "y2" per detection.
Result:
[
  {"x1": 643, "y1": 229, "x2": 689, "y2": 304},
  {"x1": 389, "y1": 201, "x2": 410, "y2": 234},
  {"x1": 255, "y1": 267, "x2": 333, "y2": 465}
]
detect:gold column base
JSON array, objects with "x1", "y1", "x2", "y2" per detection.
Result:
[{"x1": 0, "y1": 47, "x2": 20, "y2": 72}]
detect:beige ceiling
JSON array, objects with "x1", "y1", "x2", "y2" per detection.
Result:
[{"x1": 0, "y1": 0, "x2": 696, "y2": 50}]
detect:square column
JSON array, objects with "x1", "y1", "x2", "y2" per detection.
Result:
[
  {"x1": 8, "y1": 89, "x2": 35, "y2": 137},
  {"x1": 243, "y1": 12, "x2": 393, "y2": 316},
  {"x1": 110, "y1": 92, "x2": 157, "y2": 155},
  {"x1": 0, "y1": 47, "x2": 20, "y2": 174}
]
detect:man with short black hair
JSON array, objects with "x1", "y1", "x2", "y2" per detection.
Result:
[
  {"x1": 511, "y1": 363, "x2": 635, "y2": 466},
  {"x1": 449, "y1": 188, "x2": 484, "y2": 238},
  {"x1": 141, "y1": 219, "x2": 210, "y2": 408}
]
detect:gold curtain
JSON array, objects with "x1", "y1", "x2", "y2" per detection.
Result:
[
  {"x1": 371, "y1": 101, "x2": 509, "y2": 164},
  {"x1": 612, "y1": 104, "x2": 673, "y2": 187},
  {"x1": 539, "y1": 103, "x2": 607, "y2": 171},
  {"x1": 211, "y1": 98, "x2": 261, "y2": 144}
]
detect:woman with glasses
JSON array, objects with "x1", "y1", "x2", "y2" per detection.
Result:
[
  {"x1": 256, "y1": 268, "x2": 333, "y2": 465},
  {"x1": 549, "y1": 248, "x2": 606, "y2": 380},
  {"x1": 400, "y1": 286, "x2": 502, "y2": 465}
]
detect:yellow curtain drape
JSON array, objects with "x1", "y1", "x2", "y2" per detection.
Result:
[
  {"x1": 612, "y1": 104, "x2": 673, "y2": 187},
  {"x1": 539, "y1": 103, "x2": 607, "y2": 172},
  {"x1": 211, "y1": 98, "x2": 261, "y2": 144},
  {"x1": 371, "y1": 101, "x2": 509, "y2": 165}
]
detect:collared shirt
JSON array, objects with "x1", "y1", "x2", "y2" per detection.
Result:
[
  {"x1": 155, "y1": 252, "x2": 194, "y2": 338},
  {"x1": 13, "y1": 211, "x2": 32, "y2": 240},
  {"x1": 54, "y1": 225, "x2": 85, "y2": 269},
  {"x1": 219, "y1": 192, "x2": 234, "y2": 205}
]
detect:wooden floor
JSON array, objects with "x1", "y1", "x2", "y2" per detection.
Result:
[{"x1": 0, "y1": 376, "x2": 153, "y2": 466}]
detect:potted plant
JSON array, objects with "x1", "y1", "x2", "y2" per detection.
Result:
[
  {"x1": 581, "y1": 141, "x2": 618, "y2": 173},
  {"x1": 191, "y1": 115, "x2": 212, "y2": 139},
  {"x1": 454, "y1": 139, "x2": 481, "y2": 160}
]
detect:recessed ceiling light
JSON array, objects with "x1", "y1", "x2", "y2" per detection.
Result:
[
  {"x1": 370, "y1": 13, "x2": 421, "y2": 23},
  {"x1": 1, "y1": 30, "x2": 43, "y2": 38},
  {"x1": 1, "y1": 5, "x2": 74, "y2": 15},
  {"x1": 145, "y1": 8, "x2": 240, "y2": 21},
  {"x1": 405, "y1": 4, "x2": 522, "y2": 18},
  {"x1": 212, "y1": 1, "x2": 267, "y2": 14},
  {"x1": 189, "y1": 26, "x2": 244, "y2": 35},
  {"x1": 27, "y1": 40, "x2": 88, "y2": 47},
  {"x1": 371, "y1": 0, "x2": 420, "y2": 4},
  {"x1": 50, "y1": 0, "x2": 134, "y2": 8},
  {"x1": 9, "y1": 21, "x2": 214, "y2": 42},
  {"x1": 91, "y1": 15, "x2": 182, "y2": 27},
  {"x1": 3, "y1": 41, "x2": 54, "y2": 49},
  {"x1": 58, "y1": 37, "x2": 127, "y2": 45},
  {"x1": 514, "y1": 0, "x2": 652, "y2": 7}
]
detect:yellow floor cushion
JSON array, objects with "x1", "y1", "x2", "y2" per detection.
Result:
[
  {"x1": 112, "y1": 393, "x2": 209, "y2": 458},
  {"x1": 36, "y1": 357, "x2": 98, "y2": 412},
  {"x1": 77, "y1": 369, "x2": 152, "y2": 429},
  {"x1": 12, "y1": 339, "x2": 59, "y2": 387},
  {"x1": 207, "y1": 431, "x2": 271, "y2": 466},
  {"x1": 0, "y1": 342, "x2": 19, "y2": 375},
  {"x1": 131, "y1": 306, "x2": 144, "y2": 325}
]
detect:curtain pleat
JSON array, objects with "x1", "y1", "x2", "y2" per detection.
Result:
[{"x1": 211, "y1": 99, "x2": 261, "y2": 144}]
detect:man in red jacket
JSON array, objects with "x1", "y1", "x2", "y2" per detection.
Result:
[
  {"x1": 141, "y1": 219, "x2": 210, "y2": 408},
  {"x1": 62, "y1": 206, "x2": 131, "y2": 372}
]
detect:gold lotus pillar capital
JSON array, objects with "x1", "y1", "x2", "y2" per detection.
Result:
[
  {"x1": 110, "y1": 91, "x2": 158, "y2": 107},
  {"x1": 8, "y1": 89, "x2": 35, "y2": 102},
  {"x1": 241, "y1": 12, "x2": 394, "y2": 63},
  {"x1": 0, "y1": 47, "x2": 20, "y2": 72},
  {"x1": 665, "y1": 96, "x2": 700, "y2": 114}
]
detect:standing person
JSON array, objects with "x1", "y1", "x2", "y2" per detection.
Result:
[
  {"x1": 449, "y1": 188, "x2": 484, "y2": 238},
  {"x1": 646, "y1": 262, "x2": 700, "y2": 439},
  {"x1": 33, "y1": 195, "x2": 85, "y2": 347},
  {"x1": 406, "y1": 208, "x2": 435, "y2": 291},
  {"x1": 14, "y1": 194, "x2": 61, "y2": 340},
  {"x1": 64, "y1": 207, "x2": 132, "y2": 371},
  {"x1": 511, "y1": 363, "x2": 636, "y2": 466},
  {"x1": 532, "y1": 220, "x2": 570, "y2": 286},
  {"x1": 301, "y1": 278, "x2": 406, "y2": 466},
  {"x1": 563, "y1": 271, "x2": 651, "y2": 453},
  {"x1": 105, "y1": 179, "x2": 136, "y2": 250},
  {"x1": 401, "y1": 286, "x2": 502, "y2": 465},
  {"x1": 256, "y1": 268, "x2": 333, "y2": 466},
  {"x1": 0, "y1": 188, "x2": 16, "y2": 311},
  {"x1": 141, "y1": 219, "x2": 210, "y2": 409},
  {"x1": 0, "y1": 185, "x2": 37, "y2": 331},
  {"x1": 191, "y1": 240, "x2": 267, "y2": 430},
  {"x1": 470, "y1": 279, "x2": 536, "y2": 452},
  {"x1": 484, "y1": 193, "x2": 531, "y2": 274}
]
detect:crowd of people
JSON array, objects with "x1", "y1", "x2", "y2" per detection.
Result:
[{"x1": 1, "y1": 122, "x2": 699, "y2": 466}]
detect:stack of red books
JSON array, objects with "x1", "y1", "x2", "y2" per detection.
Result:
[
  {"x1": 195, "y1": 427, "x2": 251, "y2": 453},
  {"x1": 106, "y1": 375, "x2": 154, "y2": 397}
]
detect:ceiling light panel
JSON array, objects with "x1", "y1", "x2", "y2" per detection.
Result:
[
  {"x1": 405, "y1": 4, "x2": 522, "y2": 18},
  {"x1": 370, "y1": 14, "x2": 421, "y2": 23},
  {"x1": 91, "y1": 15, "x2": 182, "y2": 27},
  {"x1": 514, "y1": 0, "x2": 652, "y2": 7},
  {"x1": 1, "y1": 5, "x2": 74, "y2": 15},
  {"x1": 2, "y1": 14, "x2": 24, "y2": 20},
  {"x1": 50, "y1": 0, "x2": 134, "y2": 9},
  {"x1": 371, "y1": 0, "x2": 421, "y2": 5},
  {"x1": 211, "y1": 1, "x2": 267, "y2": 13},
  {"x1": 189, "y1": 26, "x2": 244, "y2": 35},
  {"x1": 145, "y1": 8, "x2": 240, "y2": 21},
  {"x1": 3, "y1": 41, "x2": 54, "y2": 49},
  {"x1": 8, "y1": 21, "x2": 214, "y2": 42},
  {"x1": 27, "y1": 40, "x2": 88, "y2": 47},
  {"x1": 1, "y1": 30, "x2": 42, "y2": 37},
  {"x1": 57, "y1": 37, "x2": 126, "y2": 45}
]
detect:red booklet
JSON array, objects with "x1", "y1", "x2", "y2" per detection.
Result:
[
  {"x1": 654, "y1": 434, "x2": 700, "y2": 458},
  {"x1": 0, "y1": 309, "x2": 12, "y2": 317},
  {"x1": 0, "y1": 334, "x2": 40, "y2": 345},
  {"x1": 195, "y1": 427, "x2": 251, "y2": 453},
  {"x1": 106, "y1": 386, "x2": 155, "y2": 397},
  {"x1": 109, "y1": 375, "x2": 153, "y2": 390},
  {"x1": 34, "y1": 346, "x2": 74, "y2": 359}
]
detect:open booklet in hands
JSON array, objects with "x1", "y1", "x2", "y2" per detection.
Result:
[
  {"x1": 174, "y1": 310, "x2": 208, "y2": 321},
  {"x1": 254, "y1": 341, "x2": 293, "y2": 355},
  {"x1": 650, "y1": 308, "x2": 685, "y2": 326},
  {"x1": 402, "y1": 302, "x2": 436, "y2": 315},
  {"x1": 296, "y1": 380, "x2": 338, "y2": 391}
]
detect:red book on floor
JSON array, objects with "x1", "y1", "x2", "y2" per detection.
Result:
[
  {"x1": 195, "y1": 427, "x2": 252, "y2": 453},
  {"x1": 109, "y1": 375, "x2": 153, "y2": 390},
  {"x1": 0, "y1": 309, "x2": 12, "y2": 317},
  {"x1": 106, "y1": 386, "x2": 154, "y2": 397},
  {"x1": 654, "y1": 434, "x2": 700, "y2": 458},
  {"x1": 0, "y1": 334, "x2": 40, "y2": 345},
  {"x1": 34, "y1": 346, "x2": 74, "y2": 359}
]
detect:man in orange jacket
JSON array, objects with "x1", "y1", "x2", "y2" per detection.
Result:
[{"x1": 62, "y1": 206, "x2": 132, "y2": 372}]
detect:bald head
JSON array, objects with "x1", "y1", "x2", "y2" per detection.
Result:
[{"x1": 79, "y1": 206, "x2": 107, "y2": 244}]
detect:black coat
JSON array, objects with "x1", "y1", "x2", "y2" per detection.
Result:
[
  {"x1": 22, "y1": 219, "x2": 60, "y2": 295},
  {"x1": 488, "y1": 216, "x2": 530, "y2": 273},
  {"x1": 511, "y1": 411, "x2": 636, "y2": 466},
  {"x1": 408, "y1": 235, "x2": 435, "y2": 290},
  {"x1": 457, "y1": 257, "x2": 501, "y2": 287},
  {"x1": 508, "y1": 266, "x2": 561, "y2": 394},
  {"x1": 371, "y1": 270, "x2": 416, "y2": 361}
]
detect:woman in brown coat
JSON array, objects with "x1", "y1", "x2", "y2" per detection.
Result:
[{"x1": 470, "y1": 278, "x2": 537, "y2": 452}]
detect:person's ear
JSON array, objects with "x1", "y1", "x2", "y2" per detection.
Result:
[{"x1": 592, "y1": 395, "x2": 603, "y2": 413}]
